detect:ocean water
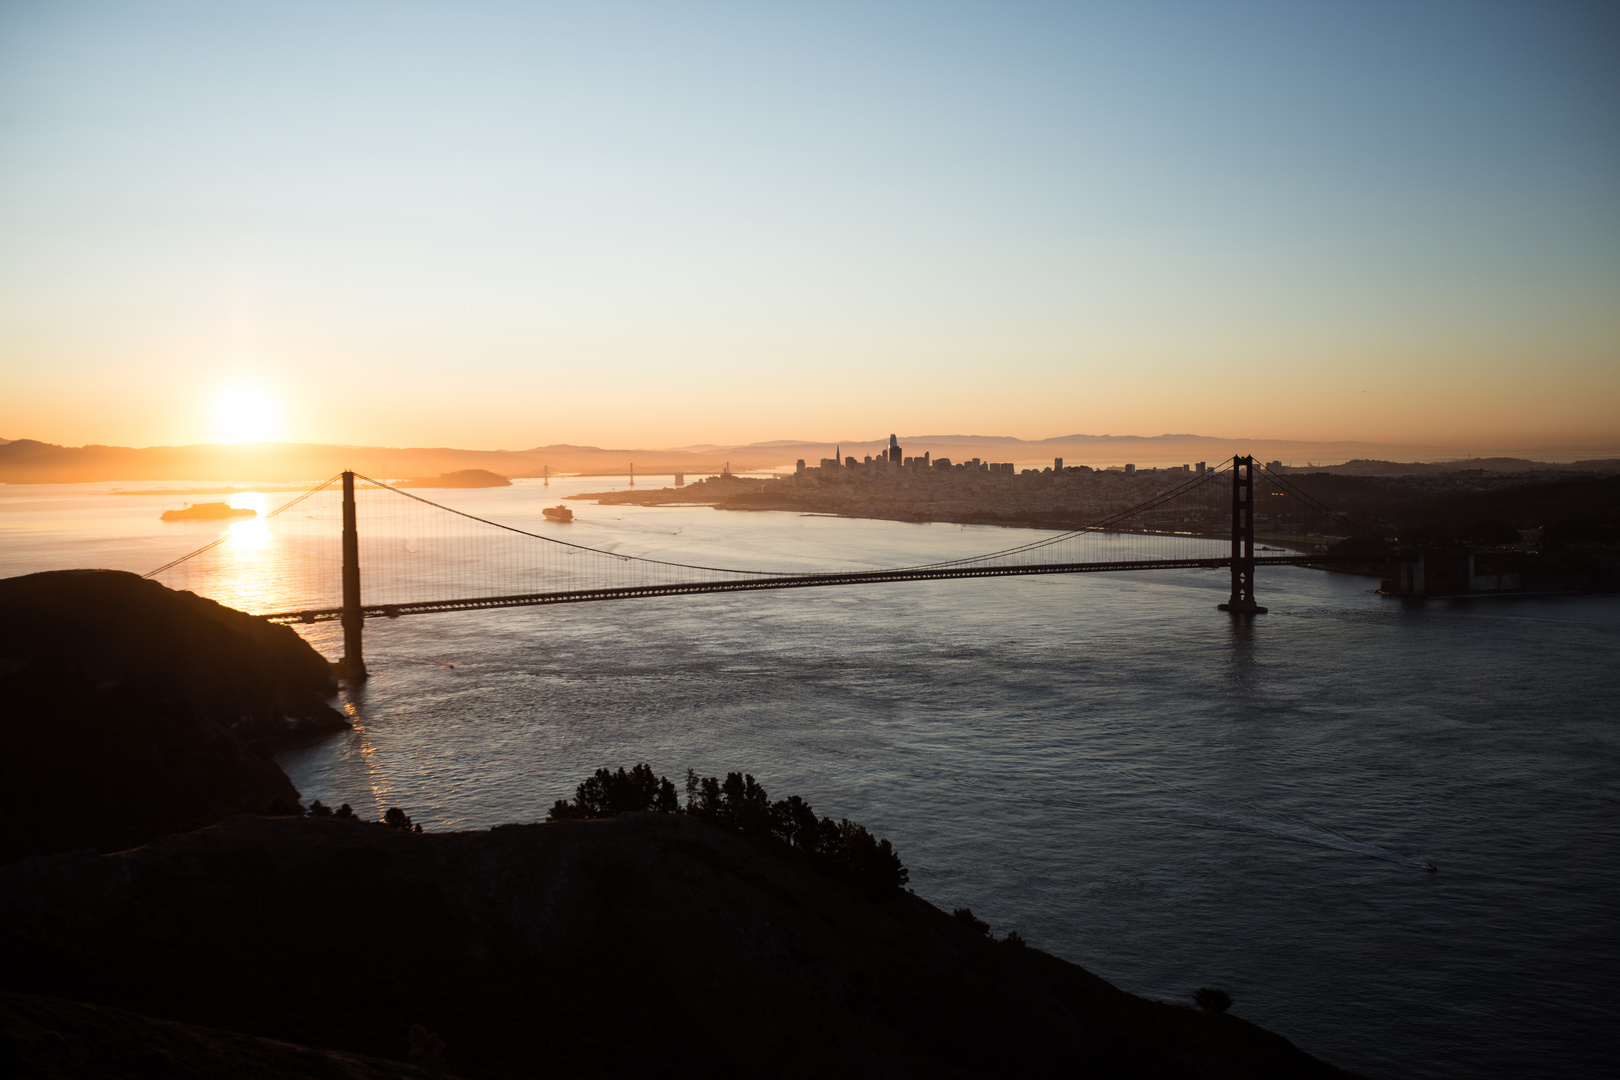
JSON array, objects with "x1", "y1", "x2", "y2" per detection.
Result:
[{"x1": 4, "y1": 477, "x2": 1617, "y2": 1078}]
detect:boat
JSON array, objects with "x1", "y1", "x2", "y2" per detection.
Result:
[
  {"x1": 160, "y1": 502, "x2": 257, "y2": 522},
  {"x1": 542, "y1": 505, "x2": 574, "y2": 522}
]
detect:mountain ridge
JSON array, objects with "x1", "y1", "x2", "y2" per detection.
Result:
[{"x1": 4, "y1": 434, "x2": 1616, "y2": 483}]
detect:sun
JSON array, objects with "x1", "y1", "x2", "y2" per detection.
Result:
[{"x1": 209, "y1": 384, "x2": 285, "y2": 444}]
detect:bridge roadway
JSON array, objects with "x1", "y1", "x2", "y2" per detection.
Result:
[{"x1": 264, "y1": 554, "x2": 1372, "y2": 624}]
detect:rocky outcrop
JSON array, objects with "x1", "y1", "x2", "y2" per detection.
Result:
[
  {"x1": 0, "y1": 812, "x2": 1361, "y2": 1079},
  {"x1": 0, "y1": 570, "x2": 348, "y2": 863}
]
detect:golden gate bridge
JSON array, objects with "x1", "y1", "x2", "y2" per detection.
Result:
[{"x1": 146, "y1": 456, "x2": 1381, "y2": 678}]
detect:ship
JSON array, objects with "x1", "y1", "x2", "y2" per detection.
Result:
[
  {"x1": 542, "y1": 505, "x2": 574, "y2": 522},
  {"x1": 160, "y1": 502, "x2": 257, "y2": 522}
]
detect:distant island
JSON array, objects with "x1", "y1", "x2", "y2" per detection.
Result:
[
  {"x1": 394, "y1": 468, "x2": 512, "y2": 489},
  {"x1": 159, "y1": 501, "x2": 256, "y2": 521}
]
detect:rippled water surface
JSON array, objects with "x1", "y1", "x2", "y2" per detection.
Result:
[{"x1": 5, "y1": 478, "x2": 1617, "y2": 1078}]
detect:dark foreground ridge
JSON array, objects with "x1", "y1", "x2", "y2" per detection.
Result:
[
  {"x1": 0, "y1": 812, "x2": 1360, "y2": 1079},
  {"x1": 0, "y1": 569, "x2": 348, "y2": 863},
  {"x1": 0, "y1": 574, "x2": 1361, "y2": 1077},
  {"x1": 0, "y1": 990, "x2": 453, "y2": 1080}
]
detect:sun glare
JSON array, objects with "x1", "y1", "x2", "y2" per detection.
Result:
[{"x1": 209, "y1": 385, "x2": 284, "y2": 444}]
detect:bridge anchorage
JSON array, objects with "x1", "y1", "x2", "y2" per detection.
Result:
[{"x1": 145, "y1": 455, "x2": 1381, "y2": 677}]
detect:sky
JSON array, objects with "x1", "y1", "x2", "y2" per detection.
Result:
[{"x1": 1, "y1": 0, "x2": 1617, "y2": 452}]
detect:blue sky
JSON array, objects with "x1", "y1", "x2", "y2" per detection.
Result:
[{"x1": 2, "y1": 1, "x2": 1616, "y2": 450}]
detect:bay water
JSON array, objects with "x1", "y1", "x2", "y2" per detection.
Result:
[{"x1": 4, "y1": 477, "x2": 1616, "y2": 1078}]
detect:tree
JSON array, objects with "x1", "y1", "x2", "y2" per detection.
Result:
[
  {"x1": 1194, "y1": 987, "x2": 1233, "y2": 1013},
  {"x1": 769, "y1": 795, "x2": 820, "y2": 852},
  {"x1": 383, "y1": 807, "x2": 413, "y2": 830},
  {"x1": 550, "y1": 765, "x2": 910, "y2": 894},
  {"x1": 838, "y1": 820, "x2": 909, "y2": 891},
  {"x1": 549, "y1": 764, "x2": 678, "y2": 820},
  {"x1": 952, "y1": 908, "x2": 990, "y2": 936}
]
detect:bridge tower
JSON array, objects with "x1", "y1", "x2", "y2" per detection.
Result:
[
  {"x1": 1218, "y1": 455, "x2": 1268, "y2": 615},
  {"x1": 336, "y1": 470, "x2": 368, "y2": 679}
]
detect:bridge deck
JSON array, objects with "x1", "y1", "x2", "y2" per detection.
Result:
[{"x1": 264, "y1": 554, "x2": 1371, "y2": 624}]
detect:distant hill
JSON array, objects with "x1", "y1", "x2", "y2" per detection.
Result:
[
  {"x1": 395, "y1": 468, "x2": 512, "y2": 489},
  {"x1": 0, "y1": 439, "x2": 792, "y2": 484},
  {"x1": 1294, "y1": 457, "x2": 1620, "y2": 476},
  {"x1": 3, "y1": 435, "x2": 1615, "y2": 484}
]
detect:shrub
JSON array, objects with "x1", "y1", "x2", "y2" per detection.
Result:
[
  {"x1": 334, "y1": 803, "x2": 356, "y2": 820},
  {"x1": 307, "y1": 800, "x2": 332, "y2": 818},
  {"x1": 408, "y1": 1024, "x2": 447, "y2": 1069},
  {"x1": 552, "y1": 765, "x2": 909, "y2": 893},
  {"x1": 549, "y1": 765, "x2": 677, "y2": 819},
  {"x1": 952, "y1": 908, "x2": 990, "y2": 936},
  {"x1": 1194, "y1": 987, "x2": 1233, "y2": 1013},
  {"x1": 1001, "y1": 930, "x2": 1026, "y2": 949},
  {"x1": 382, "y1": 807, "x2": 413, "y2": 830}
]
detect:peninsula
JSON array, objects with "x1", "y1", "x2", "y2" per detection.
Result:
[{"x1": 579, "y1": 456, "x2": 1620, "y2": 559}]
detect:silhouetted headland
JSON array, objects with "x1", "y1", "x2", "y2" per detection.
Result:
[
  {"x1": 0, "y1": 576, "x2": 1365, "y2": 1077},
  {"x1": 0, "y1": 570, "x2": 348, "y2": 864}
]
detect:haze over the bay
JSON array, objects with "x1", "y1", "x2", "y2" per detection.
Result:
[{"x1": 2, "y1": 2, "x2": 1616, "y2": 452}]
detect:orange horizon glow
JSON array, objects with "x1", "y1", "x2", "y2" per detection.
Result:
[{"x1": 1, "y1": 5, "x2": 1615, "y2": 461}]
